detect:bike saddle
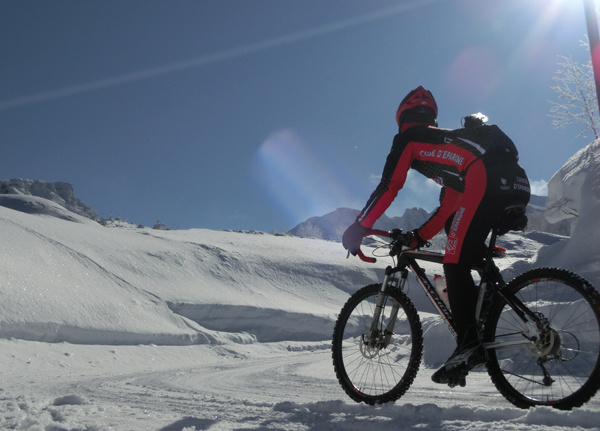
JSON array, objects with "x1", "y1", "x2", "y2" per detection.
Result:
[{"x1": 496, "y1": 203, "x2": 528, "y2": 236}]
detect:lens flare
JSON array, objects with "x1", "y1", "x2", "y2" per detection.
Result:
[
  {"x1": 252, "y1": 129, "x2": 352, "y2": 225},
  {"x1": 445, "y1": 46, "x2": 501, "y2": 101}
]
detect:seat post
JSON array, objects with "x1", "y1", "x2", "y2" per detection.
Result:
[{"x1": 486, "y1": 228, "x2": 499, "y2": 260}]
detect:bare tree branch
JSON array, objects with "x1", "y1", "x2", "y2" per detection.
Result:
[{"x1": 548, "y1": 48, "x2": 599, "y2": 139}]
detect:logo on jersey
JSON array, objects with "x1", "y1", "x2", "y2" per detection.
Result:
[
  {"x1": 418, "y1": 149, "x2": 465, "y2": 167},
  {"x1": 514, "y1": 176, "x2": 530, "y2": 192},
  {"x1": 446, "y1": 237, "x2": 458, "y2": 255},
  {"x1": 446, "y1": 206, "x2": 465, "y2": 255},
  {"x1": 500, "y1": 177, "x2": 510, "y2": 191}
]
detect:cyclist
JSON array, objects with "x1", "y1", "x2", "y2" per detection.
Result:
[{"x1": 342, "y1": 86, "x2": 531, "y2": 386}]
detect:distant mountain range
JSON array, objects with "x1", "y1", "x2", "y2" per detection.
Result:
[
  {"x1": 289, "y1": 194, "x2": 570, "y2": 241},
  {"x1": 0, "y1": 179, "x2": 569, "y2": 238},
  {"x1": 0, "y1": 179, "x2": 98, "y2": 220},
  {"x1": 289, "y1": 207, "x2": 432, "y2": 241}
]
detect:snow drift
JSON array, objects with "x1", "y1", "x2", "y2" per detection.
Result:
[
  {"x1": 540, "y1": 139, "x2": 600, "y2": 285},
  {"x1": 0, "y1": 201, "x2": 385, "y2": 346},
  {"x1": 0, "y1": 176, "x2": 597, "y2": 430}
]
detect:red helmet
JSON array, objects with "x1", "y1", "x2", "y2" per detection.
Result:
[{"x1": 396, "y1": 86, "x2": 438, "y2": 125}]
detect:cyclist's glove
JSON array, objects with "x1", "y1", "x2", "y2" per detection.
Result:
[
  {"x1": 342, "y1": 219, "x2": 370, "y2": 256},
  {"x1": 407, "y1": 229, "x2": 428, "y2": 249}
]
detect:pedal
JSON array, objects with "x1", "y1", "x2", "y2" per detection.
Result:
[
  {"x1": 447, "y1": 376, "x2": 466, "y2": 388},
  {"x1": 432, "y1": 363, "x2": 469, "y2": 386},
  {"x1": 446, "y1": 368, "x2": 468, "y2": 388}
]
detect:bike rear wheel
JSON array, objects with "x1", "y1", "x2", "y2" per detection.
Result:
[
  {"x1": 332, "y1": 283, "x2": 423, "y2": 404},
  {"x1": 484, "y1": 267, "x2": 600, "y2": 410}
]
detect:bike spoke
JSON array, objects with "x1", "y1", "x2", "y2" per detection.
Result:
[
  {"x1": 332, "y1": 284, "x2": 423, "y2": 404},
  {"x1": 486, "y1": 270, "x2": 600, "y2": 409}
]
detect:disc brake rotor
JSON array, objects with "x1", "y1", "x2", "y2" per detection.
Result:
[
  {"x1": 359, "y1": 332, "x2": 382, "y2": 359},
  {"x1": 525, "y1": 328, "x2": 561, "y2": 357}
]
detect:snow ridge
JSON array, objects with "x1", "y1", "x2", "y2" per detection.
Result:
[
  {"x1": 0, "y1": 171, "x2": 598, "y2": 429},
  {"x1": 539, "y1": 139, "x2": 600, "y2": 284},
  {"x1": 0, "y1": 178, "x2": 97, "y2": 220}
]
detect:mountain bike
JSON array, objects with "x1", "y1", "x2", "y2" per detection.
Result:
[{"x1": 332, "y1": 205, "x2": 600, "y2": 410}]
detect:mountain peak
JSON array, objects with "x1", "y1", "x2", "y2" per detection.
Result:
[
  {"x1": 289, "y1": 207, "x2": 431, "y2": 241},
  {"x1": 0, "y1": 178, "x2": 97, "y2": 220}
]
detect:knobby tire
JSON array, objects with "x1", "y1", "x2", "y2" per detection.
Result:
[
  {"x1": 331, "y1": 284, "x2": 423, "y2": 405},
  {"x1": 483, "y1": 267, "x2": 600, "y2": 410}
]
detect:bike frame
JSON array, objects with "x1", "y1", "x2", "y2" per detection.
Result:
[
  {"x1": 390, "y1": 249, "x2": 456, "y2": 337},
  {"x1": 364, "y1": 228, "x2": 542, "y2": 353}
]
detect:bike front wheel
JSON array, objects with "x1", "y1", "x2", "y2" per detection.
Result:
[
  {"x1": 331, "y1": 283, "x2": 423, "y2": 404},
  {"x1": 484, "y1": 267, "x2": 600, "y2": 410}
]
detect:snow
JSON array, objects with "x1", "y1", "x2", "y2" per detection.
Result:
[
  {"x1": 544, "y1": 140, "x2": 599, "y2": 226},
  {"x1": 0, "y1": 185, "x2": 598, "y2": 429},
  {"x1": 539, "y1": 139, "x2": 600, "y2": 286}
]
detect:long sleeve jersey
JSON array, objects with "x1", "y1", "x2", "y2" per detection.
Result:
[{"x1": 357, "y1": 124, "x2": 519, "y2": 240}]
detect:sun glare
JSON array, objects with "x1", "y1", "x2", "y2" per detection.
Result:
[
  {"x1": 251, "y1": 129, "x2": 354, "y2": 225},
  {"x1": 494, "y1": 0, "x2": 587, "y2": 83}
]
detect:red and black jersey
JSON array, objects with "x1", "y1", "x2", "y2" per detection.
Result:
[
  {"x1": 354, "y1": 121, "x2": 529, "y2": 345},
  {"x1": 357, "y1": 124, "x2": 520, "y2": 232}
]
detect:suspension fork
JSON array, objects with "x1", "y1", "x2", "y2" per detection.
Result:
[{"x1": 369, "y1": 266, "x2": 406, "y2": 341}]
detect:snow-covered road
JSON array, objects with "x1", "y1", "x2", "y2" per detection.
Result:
[
  {"x1": 2, "y1": 340, "x2": 599, "y2": 430},
  {"x1": 0, "y1": 198, "x2": 599, "y2": 430}
]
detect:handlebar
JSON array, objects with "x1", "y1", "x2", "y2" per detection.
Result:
[
  {"x1": 353, "y1": 229, "x2": 391, "y2": 263},
  {"x1": 356, "y1": 248, "x2": 377, "y2": 263}
]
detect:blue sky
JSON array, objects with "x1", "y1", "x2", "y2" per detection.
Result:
[{"x1": 0, "y1": 0, "x2": 593, "y2": 232}]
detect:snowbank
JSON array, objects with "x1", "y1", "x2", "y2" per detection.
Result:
[
  {"x1": 539, "y1": 140, "x2": 600, "y2": 286},
  {"x1": 0, "y1": 201, "x2": 384, "y2": 346},
  {"x1": 0, "y1": 195, "x2": 597, "y2": 430},
  {"x1": 0, "y1": 195, "x2": 548, "y2": 355}
]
